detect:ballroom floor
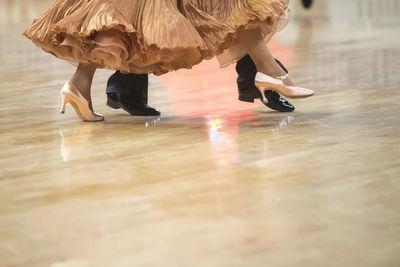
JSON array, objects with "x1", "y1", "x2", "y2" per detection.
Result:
[{"x1": 1, "y1": 0, "x2": 400, "y2": 266}]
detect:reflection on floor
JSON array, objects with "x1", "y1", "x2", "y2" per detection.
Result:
[{"x1": 0, "y1": 0, "x2": 400, "y2": 266}]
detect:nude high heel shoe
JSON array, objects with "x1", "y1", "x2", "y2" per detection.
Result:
[
  {"x1": 60, "y1": 82, "x2": 104, "y2": 122},
  {"x1": 255, "y1": 72, "x2": 314, "y2": 100}
]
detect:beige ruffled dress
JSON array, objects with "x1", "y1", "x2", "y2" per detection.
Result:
[{"x1": 24, "y1": 0, "x2": 289, "y2": 75}]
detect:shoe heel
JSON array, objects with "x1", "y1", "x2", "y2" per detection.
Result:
[
  {"x1": 238, "y1": 95, "x2": 255, "y2": 103},
  {"x1": 254, "y1": 83, "x2": 269, "y2": 104},
  {"x1": 238, "y1": 89, "x2": 261, "y2": 103},
  {"x1": 60, "y1": 93, "x2": 67, "y2": 114}
]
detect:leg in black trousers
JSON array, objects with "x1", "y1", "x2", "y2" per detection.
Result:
[
  {"x1": 302, "y1": 0, "x2": 313, "y2": 9},
  {"x1": 106, "y1": 71, "x2": 160, "y2": 116},
  {"x1": 236, "y1": 55, "x2": 295, "y2": 112}
]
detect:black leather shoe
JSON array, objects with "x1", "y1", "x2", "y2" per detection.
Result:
[
  {"x1": 301, "y1": 0, "x2": 313, "y2": 9},
  {"x1": 236, "y1": 55, "x2": 295, "y2": 112},
  {"x1": 262, "y1": 90, "x2": 295, "y2": 112},
  {"x1": 238, "y1": 89, "x2": 294, "y2": 112},
  {"x1": 107, "y1": 93, "x2": 161, "y2": 116}
]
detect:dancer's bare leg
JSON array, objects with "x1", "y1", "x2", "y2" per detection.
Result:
[
  {"x1": 60, "y1": 62, "x2": 103, "y2": 121},
  {"x1": 237, "y1": 28, "x2": 294, "y2": 86},
  {"x1": 69, "y1": 62, "x2": 97, "y2": 101}
]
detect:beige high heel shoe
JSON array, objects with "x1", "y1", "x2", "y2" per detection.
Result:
[
  {"x1": 255, "y1": 72, "x2": 314, "y2": 100},
  {"x1": 60, "y1": 82, "x2": 104, "y2": 122}
]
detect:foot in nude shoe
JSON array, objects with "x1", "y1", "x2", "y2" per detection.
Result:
[
  {"x1": 60, "y1": 82, "x2": 104, "y2": 122},
  {"x1": 254, "y1": 72, "x2": 314, "y2": 100}
]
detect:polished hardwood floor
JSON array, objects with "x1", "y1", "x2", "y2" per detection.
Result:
[{"x1": 1, "y1": 0, "x2": 400, "y2": 266}]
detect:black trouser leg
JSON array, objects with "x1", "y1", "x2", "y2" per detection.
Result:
[
  {"x1": 106, "y1": 71, "x2": 160, "y2": 116},
  {"x1": 106, "y1": 71, "x2": 148, "y2": 106}
]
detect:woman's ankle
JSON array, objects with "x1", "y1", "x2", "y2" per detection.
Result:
[
  {"x1": 257, "y1": 68, "x2": 286, "y2": 78},
  {"x1": 258, "y1": 65, "x2": 286, "y2": 77},
  {"x1": 69, "y1": 63, "x2": 96, "y2": 100},
  {"x1": 257, "y1": 64, "x2": 295, "y2": 86},
  {"x1": 69, "y1": 76, "x2": 91, "y2": 100}
]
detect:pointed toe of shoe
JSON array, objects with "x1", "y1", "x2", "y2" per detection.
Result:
[
  {"x1": 287, "y1": 86, "x2": 315, "y2": 98},
  {"x1": 93, "y1": 113, "x2": 105, "y2": 122},
  {"x1": 83, "y1": 112, "x2": 104, "y2": 122}
]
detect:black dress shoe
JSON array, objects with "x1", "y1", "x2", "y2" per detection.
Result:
[
  {"x1": 107, "y1": 93, "x2": 161, "y2": 116},
  {"x1": 236, "y1": 55, "x2": 295, "y2": 112},
  {"x1": 262, "y1": 90, "x2": 295, "y2": 112},
  {"x1": 239, "y1": 89, "x2": 295, "y2": 112},
  {"x1": 301, "y1": 0, "x2": 313, "y2": 9}
]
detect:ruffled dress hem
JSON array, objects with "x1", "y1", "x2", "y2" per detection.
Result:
[{"x1": 23, "y1": 0, "x2": 290, "y2": 74}]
